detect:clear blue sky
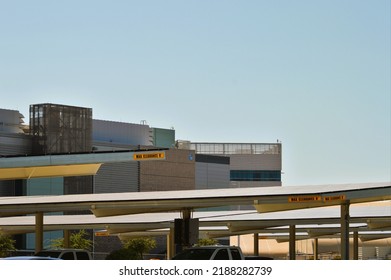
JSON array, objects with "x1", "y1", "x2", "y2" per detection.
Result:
[{"x1": 1, "y1": 0, "x2": 390, "y2": 186}]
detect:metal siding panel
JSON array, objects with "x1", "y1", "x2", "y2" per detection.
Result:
[
  {"x1": 207, "y1": 164, "x2": 230, "y2": 189},
  {"x1": 230, "y1": 154, "x2": 281, "y2": 170},
  {"x1": 0, "y1": 133, "x2": 32, "y2": 156},
  {"x1": 0, "y1": 109, "x2": 25, "y2": 134},
  {"x1": 94, "y1": 162, "x2": 139, "y2": 193},
  {"x1": 196, "y1": 162, "x2": 230, "y2": 189},
  {"x1": 93, "y1": 120, "x2": 152, "y2": 146},
  {"x1": 195, "y1": 163, "x2": 208, "y2": 189}
]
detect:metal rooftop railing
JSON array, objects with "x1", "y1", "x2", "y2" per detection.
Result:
[{"x1": 189, "y1": 143, "x2": 281, "y2": 155}]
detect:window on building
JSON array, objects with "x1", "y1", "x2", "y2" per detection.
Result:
[{"x1": 230, "y1": 170, "x2": 281, "y2": 181}]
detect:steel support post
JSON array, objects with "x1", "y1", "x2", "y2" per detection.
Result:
[
  {"x1": 353, "y1": 231, "x2": 359, "y2": 260},
  {"x1": 167, "y1": 227, "x2": 175, "y2": 260},
  {"x1": 313, "y1": 238, "x2": 319, "y2": 260},
  {"x1": 182, "y1": 209, "x2": 191, "y2": 220},
  {"x1": 64, "y1": 230, "x2": 70, "y2": 248},
  {"x1": 35, "y1": 212, "x2": 44, "y2": 254},
  {"x1": 341, "y1": 201, "x2": 350, "y2": 260},
  {"x1": 253, "y1": 233, "x2": 259, "y2": 256},
  {"x1": 289, "y1": 225, "x2": 296, "y2": 260},
  {"x1": 175, "y1": 209, "x2": 198, "y2": 253}
]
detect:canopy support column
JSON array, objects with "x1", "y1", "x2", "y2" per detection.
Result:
[
  {"x1": 167, "y1": 227, "x2": 175, "y2": 260},
  {"x1": 253, "y1": 233, "x2": 259, "y2": 256},
  {"x1": 289, "y1": 225, "x2": 296, "y2": 260},
  {"x1": 35, "y1": 212, "x2": 43, "y2": 254},
  {"x1": 64, "y1": 230, "x2": 70, "y2": 248},
  {"x1": 174, "y1": 209, "x2": 199, "y2": 254},
  {"x1": 313, "y1": 238, "x2": 319, "y2": 260},
  {"x1": 183, "y1": 209, "x2": 191, "y2": 220},
  {"x1": 341, "y1": 201, "x2": 350, "y2": 260},
  {"x1": 353, "y1": 231, "x2": 359, "y2": 260}
]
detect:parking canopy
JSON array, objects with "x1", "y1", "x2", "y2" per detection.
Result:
[
  {"x1": 0, "y1": 202, "x2": 390, "y2": 240},
  {"x1": 0, "y1": 182, "x2": 390, "y2": 217},
  {"x1": 0, "y1": 182, "x2": 390, "y2": 260}
]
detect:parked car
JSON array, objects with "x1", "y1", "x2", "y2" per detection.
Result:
[
  {"x1": 35, "y1": 249, "x2": 92, "y2": 260},
  {"x1": 172, "y1": 245, "x2": 245, "y2": 260},
  {"x1": 1, "y1": 256, "x2": 61, "y2": 260}
]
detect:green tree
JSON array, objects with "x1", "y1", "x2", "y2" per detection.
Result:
[
  {"x1": 50, "y1": 230, "x2": 92, "y2": 251},
  {"x1": 196, "y1": 238, "x2": 218, "y2": 246},
  {"x1": 105, "y1": 248, "x2": 138, "y2": 260},
  {"x1": 0, "y1": 233, "x2": 16, "y2": 258},
  {"x1": 123, "y1": 237, "x2": 157, "y2": 260}
]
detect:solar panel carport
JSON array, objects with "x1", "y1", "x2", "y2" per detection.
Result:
[
  {"x1": 0, "y1": 182, "x2": 390, "y2": 216},
  {"x1": 0, "y1": 202, "x2": 391, "y2": 259},
  {"x1": 0, "y1": 182, "x2": 390, "y2": 259}
]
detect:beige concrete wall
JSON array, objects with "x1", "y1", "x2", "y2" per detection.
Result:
[{"x1": 140, "y1": 149, "x2": 195, "y2": 192}]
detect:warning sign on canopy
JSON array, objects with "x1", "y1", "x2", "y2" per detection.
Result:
[{"x1": 288, "y1": 195, "x2": 322, "y2": 203}]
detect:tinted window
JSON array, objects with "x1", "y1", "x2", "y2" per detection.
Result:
[
  {"x1": 61, "y1": 252, "x2": 75, "y2": 260},
  {"x1": 230, "y1": 249, "x2": 242, "y2": 260},
  {"x1": 230, "y1": 170, "x2": 281, "y2": 181},
  {"x1": 172, "y1": 249, "x2": 215, "y2": 260},
  {"x1": 35, "y1": 251, "x2": 61, "y2": 258},
  {"x1": 214, "y1": 249, "x2": 230, "y2": 260},
  {"x1": 76, "y1": 252, "x2": 90, "y2": 260}
]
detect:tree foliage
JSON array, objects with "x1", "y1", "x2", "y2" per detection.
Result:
[
  {"x1": 0, "y1": 233, "x2": 16, "y2": 258},
  {"x1": 123, "y1": 237, "x2": 157, "y2": 260},
  {"x1": 50, "y1": 230, "x2": 92, "y2": 251},
  {"x1": 105, "y1": 237, "x2": 157, "y2": 260},
  {"x1": 196, "y1": 238, "x2": 218, "y2": 246},
  {"x1": 105, "y1": 248, "x2": 138, "y2": 260}
]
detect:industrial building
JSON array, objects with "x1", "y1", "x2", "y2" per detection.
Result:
[
  {"x1": 1, "y1": 104, "x2": 282, "y2": 195},
  {"x1": 0, "y1": 103, "x2": 282, "y2": 256}
]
